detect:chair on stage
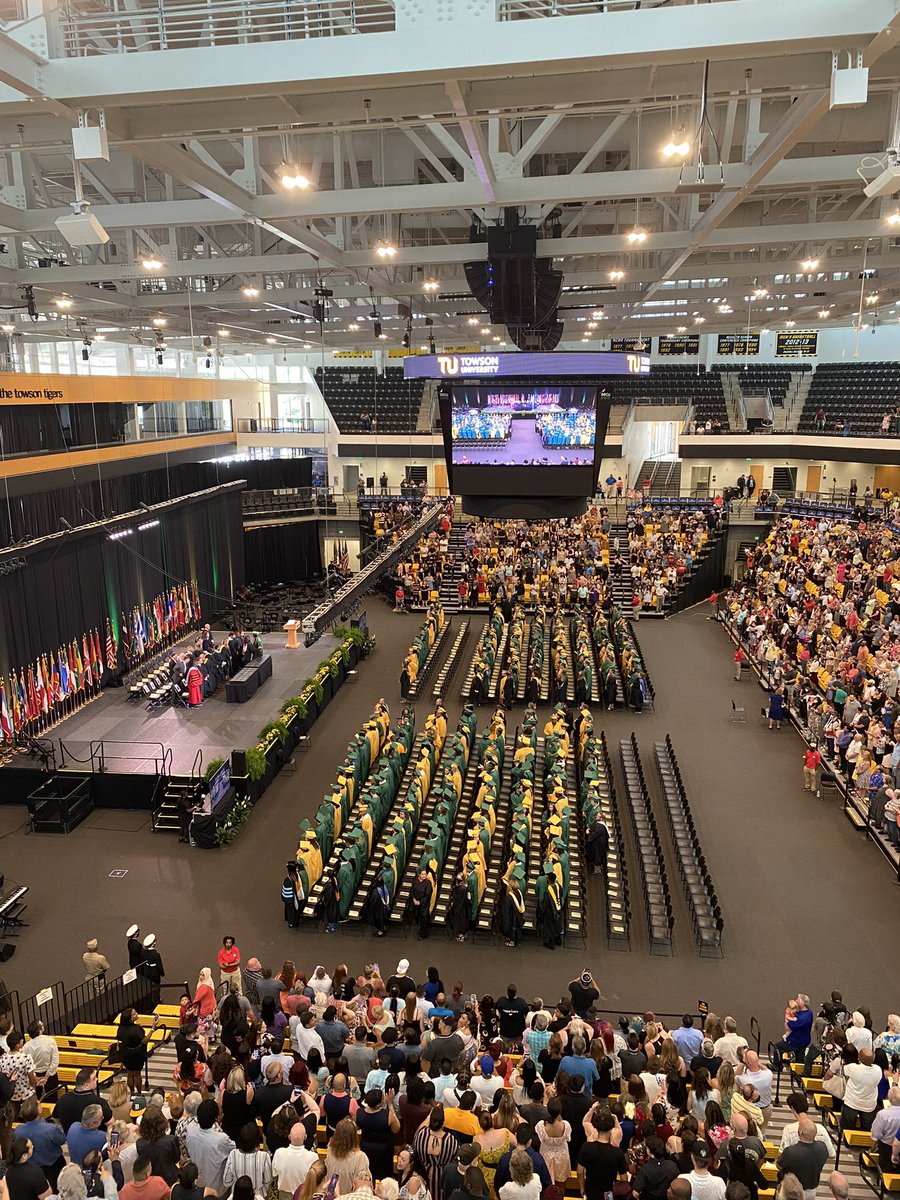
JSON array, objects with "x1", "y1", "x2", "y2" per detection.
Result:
[{"x1": 730, "y1": 699, "x2": 746, "y2": 723}]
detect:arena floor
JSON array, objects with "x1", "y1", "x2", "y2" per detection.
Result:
[{"x1": 1, "y1": 603, "x2": 894, "y2": 1044}]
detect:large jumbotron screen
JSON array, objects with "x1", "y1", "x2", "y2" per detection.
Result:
[{"x1": 441, "y1": 383, "x2": 607, "y2": 499}]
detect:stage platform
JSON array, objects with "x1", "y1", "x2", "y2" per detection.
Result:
[{"x1": 8, "y1": 630, "x2": 333, "y2": 776}]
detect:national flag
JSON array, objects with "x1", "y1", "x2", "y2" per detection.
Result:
[
  {"x1": 27, "y1": 666, "x2": 38, "y2": 721},
  {"x1": 51, "y1": 659, "x2": 62, "y2": 704},
  {"x1": 59, "y1": 649, "x2": 69, "y2": 696},
  {"x1": 143, "y1": 606, "x2": 153, "y2": 649},
  {"x1": 0, "y1": 681, "x2": 10, "y2": 742},
  {"x1": 191, "y1": 580, "x2": 201, "y2": 621},
  {"x1": 16, "y1": 672, "x2": 26, "y2": 724},
  {"x1": 82, "y1": 635, "x2": 92, "y2": 688},
  {"x1": 106, "y1": 619, "x2": 117, "y2": 672},
  {"x1": 120, "y1": 613, "x2": 132, "y2": 663},
  {"x1": 176, "y1": 588, "x2": 185, "y2": 627},
  {"x1": 155, "y1": 596, "x2": 165, "y2": 639},
  {"x1": 9, "y1": 676, "x2": 20, "y2": 733},
  {"x1": 133, "y1": 608, "x2": 145, "y2": 658},
  {"x1": 68, "y1": 641, "x2": 79, "y2": 689},
  {"x1": 40, "y1": 657, "x2": 51, "y2": 713},
  {"x1": 340, "y1": 540, "x2": 350, "y2": 573},
  {"x1": 92, "y1": 629, "x2": 103, "y2": 680}
]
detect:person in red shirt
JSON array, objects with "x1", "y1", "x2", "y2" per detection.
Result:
[
  {"x1": 119, "y1": 1157, "x2": 170, "y2": 1200},
  {"x1": 803, "y1": 746, "x2": 822, "y2": 792},
  {"x1": 217, "y1": 936, "x2": 242, "y2": 993},
  {"x1": 733, "y1": 646, "x2": 746, "y2": 681}
]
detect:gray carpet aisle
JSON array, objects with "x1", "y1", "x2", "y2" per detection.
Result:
[{"x1": 0, "y1": 604, "x2": 895, "y2": 1057}]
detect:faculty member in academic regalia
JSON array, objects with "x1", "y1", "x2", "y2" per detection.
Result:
[{"x1": 187, "y1": 662, "x2": 203, "y2": 706}]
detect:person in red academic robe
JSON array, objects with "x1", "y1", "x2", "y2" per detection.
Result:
[{"x1": 187, "y1": 664, "x2": 203, "y2": 706}]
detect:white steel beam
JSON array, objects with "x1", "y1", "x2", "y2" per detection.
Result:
[{"x1": 445, "y1": 80, "x2": 496, "y2": 204}]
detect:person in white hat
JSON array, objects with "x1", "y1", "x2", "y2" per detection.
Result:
[
  {"x1": 82, "y1": 939, "x2": 110, "y2": 994},
  {"x1": 137, "y1": 934, "x2": 165, "y2": 1010},
  {"x1": 126, "y1": 925, "x2": 142, "y2": 970},
  {"x1": 386, "y1": 959, "x2": 415, "y2": 996}
]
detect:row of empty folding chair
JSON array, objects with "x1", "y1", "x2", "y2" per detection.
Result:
[
  {"x1": 618, "y1": 734, "x2": 674, "y2": 954},
  {"x1": 655, "y1": 735, "x2": 724, "y2": 956}
]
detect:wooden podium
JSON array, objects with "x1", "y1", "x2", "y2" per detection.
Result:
[{"x1": 283, "y1": 620, "x2": 300, "y2": 649}]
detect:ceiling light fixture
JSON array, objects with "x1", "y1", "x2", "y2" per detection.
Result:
[
  {"x1": 886, "y1": 210, "x2": 900, "y2": 225},
  {"x1": 677, "y1": 326, "x2": 687, "y2": 333},
  {"x1": 348, "y1": 322, "x2": 360, "y2": 331},
  {"x1": 375, "y1": 241, "x2": 397, "y2": 258},
  {"x1": 279, "y1": 165, "x2": 310, "y2": 190},
  {"x1": 785, "y1": 320, "x2": 796, "y2": 327},
  {"x1": 592, "y1": 309, "x2": 605, "y2": 320},
  {"x1": 467, "y1": 316, "x2": 480, "y2": 326},
  {"x1": 422, "y1": 279, "x2": 439, "y2": 292},
  {"x1": 142, "y1": 258, "x2": 163, "y2": 270},
  {"x1": 218, "y1": 328, "x2": 230, "y2": 337},
  {"x1": 480, "y1": 326, "x2": 490, "y2": 334},
  {"x1": 242, "y1": 284, "x2": 260, "y2": 298},
  {"x1": 718, "y1": 304, "x2": 733, "y2": 314},
  {"x1": 865, "y1": 293, "x2": 880, "y2": 305},
  {"x1": 266, "y1": 336, "x2": 277, "y2": 344},
  {"x1": 626, "y1": 226, "x2": 648, "y2": 244},
  {"x1": 752, "y1": 287, "x2": 768, "y2": 299},
  {"x1": 609, "y1": 269, "x2": 625, "y2": 281},
  {"x1": 801, "y1": 258, "x2": 819, "y2": 271},
  {"x1": 818, "y1": 309, "x2": 831, "y2": 319},
  {"x1": 151, "y1": 317, "x2": 167, "y2": 327},
  {"x1": 662, "y1": 127, "x2": 691, "y2": 159},
  {"x1": 694, "y1": 316, "x2": 706, "y2": 324},
  {"x1": 54, "y1": 296, "x2": 73, "y2": 309},
  {"x1": 1, "y1": 322, "x2": 15, "y2": 334}
]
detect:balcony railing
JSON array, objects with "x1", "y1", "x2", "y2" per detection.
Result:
[
  {"x1": 498, "y1": 0, "x2": 733, "y2": 16},
  {"x1": 237, "y1": 417, "x2": 330, "y2": 435},
  {"x1": 56, "y1": 0, "x2": 396, "y2": 56}
]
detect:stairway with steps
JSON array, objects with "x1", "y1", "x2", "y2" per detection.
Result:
[
  {"x1": 153, "y1": 775, "x2": 203, "y2": 836},
  {"x1": 607, "y1": 522, "x2": 633, "y2": 609},
  {"x1": 720, "y1": 371, "x2": 745, "y2": 430},
  {"x1": 777, "y1": 370, "x2": 812, "y2": 432},
  {"x1": 437, "y1": 524, "x2": 468, "y2": 613},
  {"x1": 635, "y1": 459, "x2": 682, "y2": 498}
]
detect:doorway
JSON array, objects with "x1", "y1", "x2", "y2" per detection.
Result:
[{"x1": 805, "y1": 465, "x2": 821, "y2": 494}]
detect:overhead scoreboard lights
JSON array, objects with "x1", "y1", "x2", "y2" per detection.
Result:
[
  {"x1": 716, "y1": 333, "x2": 761, "y2": 356},
  {"x1": 402, "y1": 350, "x2": 650, "y2": 379},
  {"x1": 658, "y1": 334, "x2": 701, "y2": 356},
  {"x1": 775, "y1": 330, "x2": 818, "y2": 358}
]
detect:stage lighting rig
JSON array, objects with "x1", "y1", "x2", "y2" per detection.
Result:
[{"x1": 22, "y1": 286, "x2": 37, "y2": 320}]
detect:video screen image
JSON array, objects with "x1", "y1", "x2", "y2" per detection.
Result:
[{"x1": 450, "y1": 386, "x2": 597, "y2": 466}]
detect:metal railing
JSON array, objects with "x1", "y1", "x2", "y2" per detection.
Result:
[
  {"x1": 57, "y1": 0, "x2": 396, "y2": 56},
  {"x1": 498, "y1": 0, "x2": 735, "y2": 16},
  {"x1": 238, "y1": 418, "x2": 330, "y2": 435}
]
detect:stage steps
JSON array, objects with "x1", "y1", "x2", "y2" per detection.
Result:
[
  {"x1": 347, "y1": 733, "x2": 429, "y2": 922},
  {"x1": 407, "y1": 616, "x2": 452, "y2": 701},
  {"x1": 154, "y1": 775, "x2": 203, "y2": 836},
  {"x1": 432, "y1": 620, "x2": 470, "y2": 699}
]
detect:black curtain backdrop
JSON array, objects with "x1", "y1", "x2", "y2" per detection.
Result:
[
  {"x1": 0, "y1": 487, "x2": 245, "y2": 676},
  {"x1": 0, "y1": 456, "x2": 312, "y2": 545},
  {"x1": 244, "y1": 522, "x2": 323, "y2": 585}
]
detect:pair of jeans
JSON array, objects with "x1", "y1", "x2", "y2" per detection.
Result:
[
  {"x1": 840, "y1": 1104, "x2": 875, "y2": 1131},
  {"x1": 773, "y1": 1039, "x2": 802, "y2": 1072}
]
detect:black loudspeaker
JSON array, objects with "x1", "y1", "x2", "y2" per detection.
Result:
[
  {"x1": 231, "y1": 750, "x2": 247, "y2": 777},
  {"x1": 0, "y1": 945, "x2": 16, "y2": 963}
]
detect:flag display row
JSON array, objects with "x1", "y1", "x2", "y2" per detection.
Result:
[{"x1": 0, "y1": 580, "x2": 201, "y2": 743}]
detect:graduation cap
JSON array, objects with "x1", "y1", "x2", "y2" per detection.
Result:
[
  {"x1": 298, "y1": 819, "x2": 311, "y2": 833},
  {"x1": 508, "y1": 866, "x2": 526, "y2": 888},
  {"x1": 551, "y1": 837, "x2": 567, "y2": 851}
]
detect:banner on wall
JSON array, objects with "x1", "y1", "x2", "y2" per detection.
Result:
[
  {"x1": 658, "y1": 334, "x2": 700, "y2": 356},
  {"x1": 776, "y1": 330, "x2": 818, "y2": 357},
  {"x1": 716, "y1": 333, "x2": 760, "y2": 356},
  {"x1": 610, "y1": 337, "x2": 650, "y2": 353}
]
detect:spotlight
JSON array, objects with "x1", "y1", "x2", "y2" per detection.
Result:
[
  {"x1": 609, "y1": 269, "x2": 625, "y2": 281},
  {"x1": 242, "y1": 284, "x2": 260, "y2": 298},
  {"x1": 718, "y1": 304, "x2": 733, "y2": 314},
  {"x1": 54, "y1": 296, "x2": 73, "y2": 309},
  {"x1": 662, "y1": 128, "x2": 690, "y2": 159},
  {"x1": 492, "y1": 335, "x2": 501, "y2": 342},
  {"x1": 785, "y1": 320, "x2": 796, "y2": 327},
  {"x1": 694, "y1": 316, "x2": 706, "y2": 324},
  {"x1": 467, "y1": 317, "x2": 480, "y2": 325},
  {"x1": 375, "y1": 241, "x2": 397, "y2": 258},
  {"x1": 752, "y1": 287, "x2": 769, "y2": 299},
  {"x1": 885, "y1": 211, "x2": 900, "y2": 225},
  {"x1": 279, "y1": 165, "x2": 310, "y2": 190},
  {"x1": 677, "y1": 326, "x2": 687, "y2": 333},
  {"x1": 373, "y1": 319, "x2": 382, "y2": 338},
  {"x1": 142, "y1": 258, "x2": 163, "y2": 270},
  {"x1": 218, "y1": 328, "x2": 230, "y2": 336},
  {"x1": 348, "y1": 322, "x2": 360, "y2": 331},
  {"x1": 302, "y1": 343, "x2": 311, "y2": 349},
  {"x1": 865, "y1": 294, "x2": 880, "y2": 305},
  {"x1": 151, "y1": 317, "x2": 167, "y2": 326},
  {"x1": 266, "y1": 337, "x2": 277, "y2": 344},
  {"x1": 587, "y1": 322, "x2": 597, "y2": 330},
  {"x1": 801, "y1": 258, "x2": 819, "y2": 271},
  {"x1": 480, "y1": 326, "x2": 490, "y2": 334},
  {"x1": 155, "y1": 350, "x2": 164, "y2": 365},
  {"x1": 818, "y1": 309, "x2": 831, "y2": 318},
  {"x1": 422, "y1": 279, "x2": 439, "y2": 291},
  {"x1": 81, "y1": 340, "x2": 91, "y2": 361},
  {"x1": 22, "y1": 285, "x2": 37, "y2": 319},
  {"x1": 1, "y1": 323, "x2": 15, "y2": 334},
  {"x1": 377, "y1": 332, "x2": 388, "y2": 340},
  {"x1": 592, "y1": 310, "x2": 605, "y2": 320},
  {"x1": 625, "y1": 227, "x2": 647, "y2": 243}
]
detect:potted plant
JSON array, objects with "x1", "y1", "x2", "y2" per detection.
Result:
[
  {"x1": 258, "y1": 718, "x2": 288, "y2": 745},
  {"x1": 215, "y1": 797, "x2": 252, "y2": 847},
  {"x1": 203, "y1": 757, "x2": 225, "y2": 782}
]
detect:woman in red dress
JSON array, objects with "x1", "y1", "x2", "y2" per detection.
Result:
[{"x1": 187, "y1": 663, "x2": 203, "y2": 706}]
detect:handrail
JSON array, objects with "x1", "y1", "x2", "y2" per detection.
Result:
[
  {"x1": 749, "y1": 1015, "x2": 762, "y2": 1055},
  {"x1": 91, "y1": 739, "x2": 170, "y2": 774}
]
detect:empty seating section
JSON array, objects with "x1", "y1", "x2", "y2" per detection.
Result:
[
  {"x1": 798, "y1": 362, "x2": 900, "y2": 435},
  {"x1": 595, "y1": 364, "x2": 726, "y2": 422},
  {"x1": 619, "y1": 734, "x2": 674, "y2": 953},
  {"x1": 655, "y1": 735, "x2": 724, "y2": 956},
  {"x1": 314, "y1": 366, "x2": 426, "y2": 433},
  {"x1": 581, "y1": 731, "x2": 630, "y2": 948},
  {"x1": 713, "y1": 363, "x2": 809, "y2": 406}
]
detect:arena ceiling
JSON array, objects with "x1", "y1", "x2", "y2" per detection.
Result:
[{"x1": 0, "y1": 0, "x2": 899, "y2": 354}]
